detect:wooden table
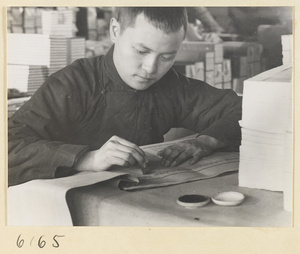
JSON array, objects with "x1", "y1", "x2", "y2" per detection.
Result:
[{"x1": 66, "y1": 172, "x2": 292, "y2": 227}]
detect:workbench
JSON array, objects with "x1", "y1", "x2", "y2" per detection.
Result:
[{"x1": 66, "y1": 171, "x2": 291, "y2": 227}]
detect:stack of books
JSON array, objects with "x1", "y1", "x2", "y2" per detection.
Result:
[
  {"x1": 67, "y1": 37, "x2": 86, "y2": 64},
  {"x1": 8, "y1": 33, "x2": 86, "y2": 78},
  {"x1": 27, "y1": 65, "x2": 49, "y2": 95},
  {"x1": 238, "y1": 65, "x2": 293, "y2": 192},
  {"x1": 7, "y1": 33, "x2": 51, "y2": 67},
  {"x1": 49, "y1": 36, "x2": 69, "y2": 75},
  {"x1": 7, "y1": 64, "x2": 48, "y2": 96},
  {"x1": 41, "y1": 10, "x2": 73, "y2": 37},
  {"x1": 7, "y1": 65, "x2": 30, "y2": 93}
]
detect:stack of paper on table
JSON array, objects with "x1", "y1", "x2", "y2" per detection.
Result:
[
  {"x1": 49, "y1": 36, "x2": 68, "y2": 75},
  {"x1": 41, "y1": 10, "x2": 73, "y2": 37},
  {"x1": 7, "y1": 33, "x2": 85, "y2": 84},
  {"x1": 7, "y1": 65, "x2": 30, "y2": 93},
  {"x1": 7, "y1": 33, "x2": 51, "y2": 67},
  {"x1": 281, "y1": 35, "x2": 293, "y2": 65},
  {"x1": 7, "y1": 64, "x2": 48, "y2": 95},
  {"x1": 239, "y1": 65, "x2": 293, "y2": 193},
  {"x1": 27, "y1": 65, "x2": 49, "y2": 95},
  {"x1": 67, "y1": 37, "x2": 86, "y2": 64}
]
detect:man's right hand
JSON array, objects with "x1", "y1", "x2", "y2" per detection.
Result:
[{"x1": 74, "y1": 135, "x2": 148, "y2": 172}]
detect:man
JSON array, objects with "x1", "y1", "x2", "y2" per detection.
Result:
[{"x1": 8, "y1": 7, "x2": 242, "y2": 187}]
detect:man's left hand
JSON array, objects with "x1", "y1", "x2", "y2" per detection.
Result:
[{"x1": 157, "y1": 135, "x2": 226, "y2": 167}]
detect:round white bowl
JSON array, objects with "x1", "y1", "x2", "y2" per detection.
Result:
[{"x1": 211, "y1": 191, "x2": 245, "y2": 206}]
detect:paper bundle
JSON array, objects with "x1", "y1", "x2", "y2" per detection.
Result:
[
  {"x1": 281, "y1": 34, "x2": 293, "y2": 65},
  {"x1": 49, "y1": 36, "x2": 68, "y2": 75},
  {"x1": 27, "y1": 65, "x2": 49, "y2": 95},
  {"x1": 239, "y1": 65, "x2": 293, "y2": 192},
  {"x1": 67, "y1": 37, "x2": 86, "y2": 64},
  {"x1": 7, "y1": 33, "x2": 51, "y2": 67},
  {"x1": 7, "y1": 64, "x2": 48, "y2": 95},
  {"x1": 41, "y1": 10, "x2": 73, "y2": 37},
  {"x1": 8, "y1": 33, "x2": 86, "y2": 80}
]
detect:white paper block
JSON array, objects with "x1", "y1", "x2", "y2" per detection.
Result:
[
  {"x1": 239, "y1": 156, "x2": 284, "y2": 191},
  {"x1": 7, "y1": 34, "x2": 51, "y2": 67}
]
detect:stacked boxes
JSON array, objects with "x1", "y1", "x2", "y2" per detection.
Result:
[
  {"x1": 223, "y1": 41, "x2": 263, "y2": 94},
  {"x1": 238, "y1": 65, "x2": 292, "y2": 196},
  {"x1": 223, "y1": 59, "x2": 232, "y2": 89},
  {"x1": 175, "y1": 41, "x2": 232, "y2": 89}
]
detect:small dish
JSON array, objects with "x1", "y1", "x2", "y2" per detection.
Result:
[
  {"x1": 177, "y1": 194, "x2": 210, "y2": 209},
  {"x1": 211, "y1": 191, "x2": 245, "y2": 206}
]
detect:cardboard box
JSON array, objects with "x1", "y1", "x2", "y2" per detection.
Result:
[
  {"x1": 175, "y1": 41, "x2": 223, "y2": 64},
  {"x1": 214, "y1": 83, "x2": 223, "y2": 89},
  {"x1": 231, "y1": 56, "x2": 249, "y2": 77},
  {"x1": 222, "y1": 59, "x2": 232, "y2": 82},
  {"x1": 205, "y1": 71, "x2": 214, "y2": 86},
  {"x1": 223, "y1": 81, "x2": 232, "y2": 89},
  {"x1": 214, "y1": 63, "x2": 223, "y2": 84}
]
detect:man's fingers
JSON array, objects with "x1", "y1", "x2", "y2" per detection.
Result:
[
  {"x1": 161, "y1": 149, "x2": 181, "y2": 166},
  {"x1": 107, "y1": 136, "x2": 147, "y2": 168},
  {"x1": 168, "y1": 150, "x2": 190, "y2": 166},
  {"x1": 108, "y1": 149, "x2": 137, "y2": 166},
  {"x1": 189, "y1": 154, "x2": 202, "y2": 165},
  {"x1": 112, "y1": 136, "x2": 146, "y2": 157},
  {"x1": 189, "y1": 148, "x2": 211, "y2": 165}
]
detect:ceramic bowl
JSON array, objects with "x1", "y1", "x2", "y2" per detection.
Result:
[
  {"x1": 177, "y1": 194, "x2": 210, "y2": 209},
  {"x1": 211, "y1": 191, "x2": 245, "y2": 206}
]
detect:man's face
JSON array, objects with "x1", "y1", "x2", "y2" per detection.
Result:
[{"x1": 111, "y1": 13, "x2": 185, "y2": 90}]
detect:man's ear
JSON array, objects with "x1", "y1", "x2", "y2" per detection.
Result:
[{"x1": 110, "y1": 18, "x2": 120, "y2": 43}]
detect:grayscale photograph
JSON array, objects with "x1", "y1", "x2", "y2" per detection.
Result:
[{"x1": 6, "y1": 6, "x2": 293, "y2": 227}]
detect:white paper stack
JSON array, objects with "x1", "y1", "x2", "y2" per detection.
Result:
[
  {"x1": 7, "y1": 33, "x2": 51, "y2": 67},
  {"x1": 281, "y1": 35, "x2": 293, "y2": 65},
  {"x1": 67, "y1": 37, "x2": 86, "y2": 64},
  {"x1": 49, "y1": 36, "x2": 68, "y2": 75},
  {"x1": 7, "y1": 64, "x2": 48, "y2": 95},
  {"x1": 7, "y1": 65, "x2": 30, "y2": 92},
  {"x1": 27, "y1": 65, "x2": 49, "y2": 95},
  {"x1": 239, "y1": 65, "x2": 293, "y2": 192},
  {"x1": 41, "y1": 10, "x2": 73, "y2": 37}
]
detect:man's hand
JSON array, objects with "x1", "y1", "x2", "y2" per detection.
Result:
[
  {"x1": 157, "y1": 135, "x2": 226, "y2": 167},
  {"x1": 74, "y1": 135, "x2": 148, "y2": 172}
]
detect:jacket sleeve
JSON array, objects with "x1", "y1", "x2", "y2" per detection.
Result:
[
  {"x1": 8, "y1": 62, "x2": 93, "y2": 186},
  {"x1": 168, "y1": 70, "x2": 242, "y2": 150}
]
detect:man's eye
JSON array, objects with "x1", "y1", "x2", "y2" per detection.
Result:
[
  {"x1": 161, "y1": 55, "x2": 173, "y2": 61},
  {"x1": 135, "y1": 48, "x2": 147, "y2": 54}
]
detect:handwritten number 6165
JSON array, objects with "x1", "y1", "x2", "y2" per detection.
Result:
[{"x1": 17, "y1": 234, "x2": 65, "y2": 248}]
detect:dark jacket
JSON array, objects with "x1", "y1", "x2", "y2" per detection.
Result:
[{"x1": 8, "y1": 46, "x2": 242, "y2": 186}]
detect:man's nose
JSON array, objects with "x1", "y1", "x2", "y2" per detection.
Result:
[{"x1": 142, "y1": 55, "x2": 158, "y2": 74}]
